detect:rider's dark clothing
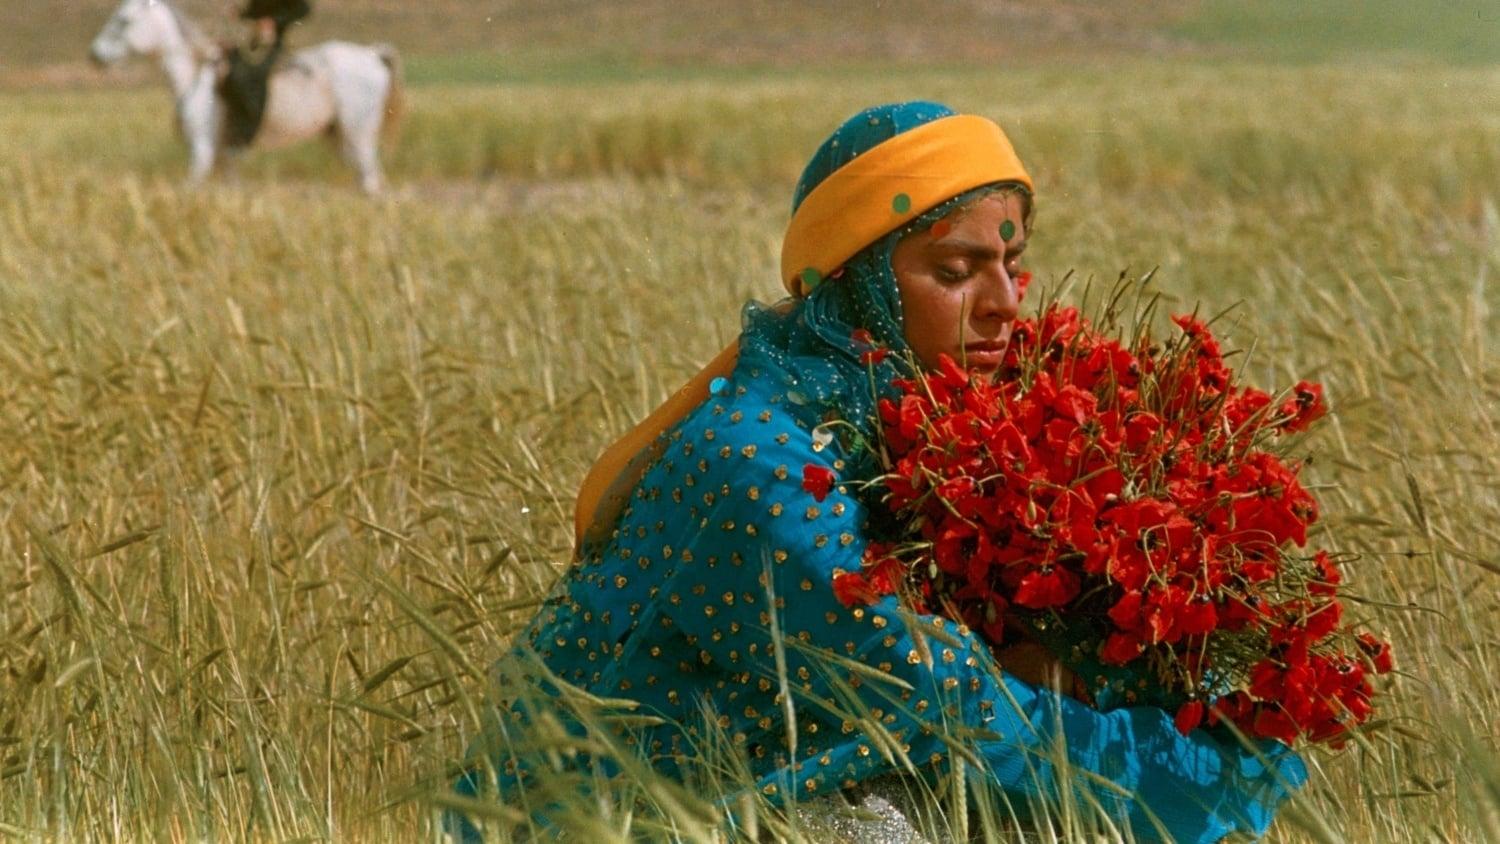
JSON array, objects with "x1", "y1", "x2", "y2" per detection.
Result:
[{"x1": 218, "y1": 0, "x2": 312, "y2": 148}]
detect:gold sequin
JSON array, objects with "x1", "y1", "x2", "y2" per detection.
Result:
[
  {"x1": 747, "y1": 485, "x2": 760, "y2": 500},
  {"x1": 770, "y1": 502, "x2": 784, "y2": 517},
  {"x1": 839, "y1": 533, "x2": 854, "y2": 546},
  {"x1": 758, "y1": 410, "x2": 772, "y2": 422},
  {"x1": 614, "y1": 575, "x2": 628, "y2": 589},
  {"x1": 719, "y1": 445, "x2": 732, "y2": 459},
  {"x1": 831, "y1": 502, "x2": 846, "y2": 516},
  {"x1": 805, "y1": 506, "x2": 821, "y2": 520},
  {"x1": 800, "y1": 579, "x2": 814, "y2": 591},
  {"x1": 872, "y1": 616, "x2": 887, "y2": 629},
  {"x1": 741, "y1": 445, "x2": 757, "y2": 458},
  {"x1": 774, "y1": 464, "x2": 789, "y2": 480},
  {"x1": 814, "y1": 534, "x2": 829, "y2": 548},
  {"x1": 730, "y1": 411, "x2": 743, "y2": 423},
  {"x1": 704, "y1": 429, "x2": 716, "y2": 441}
]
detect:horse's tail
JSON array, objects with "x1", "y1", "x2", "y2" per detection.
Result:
[{"x1": 376, "y1": 43, "x2": 404, "y2": 141}]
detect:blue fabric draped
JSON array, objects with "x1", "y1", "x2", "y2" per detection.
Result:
[{"x1": 451, "y1": 102, "x2": 1306, "y2": 843}]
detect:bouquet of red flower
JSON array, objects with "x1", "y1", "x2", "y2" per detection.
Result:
[{"x1": 826, "y1": 301, "x2": 1394, "y2": 746}]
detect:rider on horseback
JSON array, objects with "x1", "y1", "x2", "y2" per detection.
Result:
[{"x1": 218, "y1": 0, "x2": 311, "y2": 148}]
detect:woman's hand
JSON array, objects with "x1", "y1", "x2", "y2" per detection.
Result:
[{"x1": 996, "y1": 641, "x2": 1086, "y2": 700}]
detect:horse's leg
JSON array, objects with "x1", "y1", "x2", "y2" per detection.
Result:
[
  {"x1": 187, "y1": 137, "x2": 216, "y2": 185},
  {"x1": 339, "y1": 124, "x2": 385, "y2": 196},
  {"x1": 182, "y1": 71, "x2": 220, "y2": 187}
]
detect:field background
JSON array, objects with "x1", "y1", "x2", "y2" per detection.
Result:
[{"x1": 2, "y1": 1, "x2": 1498, "y2": 841}]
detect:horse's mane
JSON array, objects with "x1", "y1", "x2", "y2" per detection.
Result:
[{"x1": 160, "y1": 0, "x2": 219, "y2": 60}]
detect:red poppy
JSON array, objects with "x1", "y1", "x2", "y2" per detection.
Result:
[
  {"x1": 801, "y1": 464, "x2": 835, "y2": 502},
  {"x1": 1174, "y1": 700, "x2": 1206, "y2": 735},
  {"x1": 831, "y1": 571, "x2": 878, "y2": 607},
  {"x1": 1101, "y1": 631, "x2": 1144, "y2": 666},
  {"x1": 1013, "y1": 565, "x2": 1080, "y2": 609},
  {"x1": 1356, "y1": 632, "x2": 1395, "y2": 674}
]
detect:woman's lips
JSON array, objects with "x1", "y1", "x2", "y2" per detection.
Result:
[{"x1": 962, "y1": 340, "x2": 1007, "y2": 369}]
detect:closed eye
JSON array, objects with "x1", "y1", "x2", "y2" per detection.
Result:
[{"x1": 937, "y1": 263, "x2": 971, "y2": 282}]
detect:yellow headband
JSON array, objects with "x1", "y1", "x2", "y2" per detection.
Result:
[{"x1": 779, "y1": 114, "x2": 1033, "y2": 296}]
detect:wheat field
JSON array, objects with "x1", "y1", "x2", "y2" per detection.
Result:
[{"x1": 1, "y1": 18, "x2": 1498, "y2": 841}]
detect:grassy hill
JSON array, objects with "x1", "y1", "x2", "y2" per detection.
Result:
[{"x1": 8, "y1": 0, "x2": 1498, "y2": 90}]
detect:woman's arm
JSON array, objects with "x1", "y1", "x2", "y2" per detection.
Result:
[{"x1": 652, "y1": 383, "x2": 1305, "y2": 843}]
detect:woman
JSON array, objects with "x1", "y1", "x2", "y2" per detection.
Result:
[
  {"x1": 453, "y1": 102, "x2": 1305, "y2": 842},
  {"x1": 218, "y1": 0, "x2": 312, "y2": 148}
]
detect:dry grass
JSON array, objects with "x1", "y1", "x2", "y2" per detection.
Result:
[{"x1": 0, "y1": 55, "x2": 1497, "y2": 841}]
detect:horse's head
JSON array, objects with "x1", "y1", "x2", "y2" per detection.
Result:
[{"x1": 89, "y1": 0, "x2": 181, "y2": 66}]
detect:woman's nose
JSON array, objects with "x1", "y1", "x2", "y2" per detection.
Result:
[{"x1": 973, "y1": 265, "x2": 1020, "y2": 324}]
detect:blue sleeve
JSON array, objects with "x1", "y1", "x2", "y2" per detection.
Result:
[{"x1": 658, "y1": 386, "x2": 1305, "y2": 843}]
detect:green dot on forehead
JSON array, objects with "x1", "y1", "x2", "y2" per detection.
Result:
[
  {"x1": 891, "y1": 193, "x2": 911, "y2": 214},
  {"x1": 1000, "y1": 220, "x2": 1016, "y2": 241},
  {"x1": 800, "y1": 267, "x2": 822, "y2": 288}
]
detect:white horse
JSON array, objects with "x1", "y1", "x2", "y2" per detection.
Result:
[{"x1": 89, "y1": 0, "x2": 402, "y2": 194}]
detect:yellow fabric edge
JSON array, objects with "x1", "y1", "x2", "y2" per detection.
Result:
[{"x1": 574, "y1": 340, "x2": 741, "y2": 549}]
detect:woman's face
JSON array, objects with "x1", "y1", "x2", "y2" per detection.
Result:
[{"x1": 891, "y1": 191, "x2": 1028, "y2": 377}]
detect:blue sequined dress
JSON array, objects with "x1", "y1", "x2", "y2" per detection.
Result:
[{"x1": 454, "y1": 356, "x2": 1304, "y2": 843}]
